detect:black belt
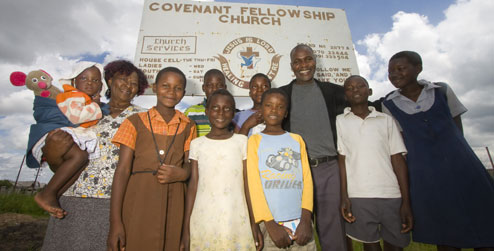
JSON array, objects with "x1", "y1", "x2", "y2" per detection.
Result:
[{"x1": 309, "y1": 155, "x2": 336, "y2": 167}]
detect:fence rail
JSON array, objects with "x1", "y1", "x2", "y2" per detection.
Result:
[{"x1": 0, "y1": 186, "x2": 38, "y2": 195}]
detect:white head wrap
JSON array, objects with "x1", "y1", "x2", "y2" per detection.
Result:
[{"x1": 59, "y1": 61, "x2": 107, "y2": 97}]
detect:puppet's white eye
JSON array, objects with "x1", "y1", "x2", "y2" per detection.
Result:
[
  {"x1": 40, "y1": 76, "x2": 47, "y2": 80},
  {"x1": 32, "y1": 78, "x2": 39, "y2": 83}
]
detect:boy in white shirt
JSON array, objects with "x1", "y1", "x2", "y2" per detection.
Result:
[{"x1": 337, "y1": 75, "x2": 413, "y2": 251}]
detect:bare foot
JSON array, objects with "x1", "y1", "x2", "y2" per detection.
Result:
[{"x1": 34, "y1": 190, "x2": 67, "y2": 219}]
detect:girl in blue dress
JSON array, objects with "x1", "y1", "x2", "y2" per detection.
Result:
[{"x1": 382, "y1": 51, "x2": 494, "y2": 251}]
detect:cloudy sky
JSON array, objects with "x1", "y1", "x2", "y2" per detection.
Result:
[{"x1": 1, "y1": 0, "x2": 493, "y2": 183}]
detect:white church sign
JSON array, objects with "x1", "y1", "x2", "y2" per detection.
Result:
[{"x1": 135, "y1": 0, "x2": 359, "y2": 96}]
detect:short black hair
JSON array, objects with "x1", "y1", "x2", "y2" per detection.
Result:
[
  {"x1": 390, "y1": 51, "x2": 422, "y2": 66},
  {"x1": 206, "y1": 89, "x2": 236, "y2": 110},
  {"x1": 249, "y1": 73, "x2": 272, "y2": 88},
  {"x1": 261, "y1": 88, "x2": 290, "y2": 107},
  {"x1": 155, "y1": 67, "x2": 187, "y2": 89},
  {"x1": 344, "y1": 75, "x2": 369, "y2": 87},
  {"x1": 290, "y1": 44, "x2": 314, "y2": 60},
  {"x1": 104, "y1": 60, "x2": 149, "y2": 98},
  {"x1": 203, "y1": 69, "x2": 225, "y2": 84}
]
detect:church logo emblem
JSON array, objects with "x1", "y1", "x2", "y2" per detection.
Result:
[{"x1": 215, "y1": 37, "x2": 282, "y2": 89}]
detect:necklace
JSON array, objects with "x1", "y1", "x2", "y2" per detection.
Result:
[
  {"x1": 109, "y1": 104, "x2": 130, "y2": 111},
  {"x1": 131, "y1": 112, "x2": 181, "y2": 175},
  {"x1": 110, "y1": 106, "x2": 127, "y2": 111}
]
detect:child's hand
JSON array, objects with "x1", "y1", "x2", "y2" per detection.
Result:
[
  {"x1": 252, "y1": 223, "x2": 263, "y2": 251},
  {"x1": 264, "y1": 220, "x2": 292, "y2": 249},
  {"x1": 238, "y1": 111, "x2": 264, "y2": 135},
  {"x1": 92, "y1": 93, "x2": 101, "y2": 105},
  {"x1": 294, "y1": 210, "x2": 312, "y2": 245},
  {"x1": 244, "y1": 111, "x2": 263, "y2": 128},
  {"x1": 400, "y1": 202, "x2": 413, "y2": 233},
  {"x1": 107, "y1": 221, "x2": 126, "y2": 251},
  {"x1": 156, "y1": 164, "x2": 188, "y2": 184},
  {"x1": 340, "y1": 197, "x2": 356, "y2": 223}
]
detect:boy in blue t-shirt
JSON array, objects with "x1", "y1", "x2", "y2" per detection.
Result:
[{"x1": 247, "y1": 88, "x2": 315, "y2": 250}]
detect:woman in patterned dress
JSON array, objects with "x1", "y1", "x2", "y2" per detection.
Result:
[{"x1": 40, "y1": 60, "x2": 149, "y2": 251}]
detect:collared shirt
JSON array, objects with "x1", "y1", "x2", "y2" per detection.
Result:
[
  {"x1": 383, "y1": 80, "x2": 467, "y2": 115},
  {"x1": 336, "y1": 106, "x2": 407, "y2": 198},
  {"x1": 184, "y1": 99, "x2": 211, "y2": 137},
  {"x1": 112, "y1": 107, "x2": 196, "y2": 151}
]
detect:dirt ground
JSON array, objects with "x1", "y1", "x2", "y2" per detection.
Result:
[{"x1": 0, "y1": 213, "x2": 48, "y2": 251}]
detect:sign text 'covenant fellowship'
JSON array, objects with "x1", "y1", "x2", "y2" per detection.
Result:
[{"x1": 135, "y1": 0, "x2": 359, "y2": 96}]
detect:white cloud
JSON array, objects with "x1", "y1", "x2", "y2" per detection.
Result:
[
  {"x1": 355, "y1": 0, "x2": 494, "y2": 153},
  {"x1": 1, "y1": 2, "x2": 99, "y2": 64},
  {"x1": 0, "y1": 90, "x2": 35, "y2": 115},
  {"x1": 0, "y1": 0, "x2": 145, "y2": 182},
  {"x1": 0, "y1": 114, "x2": 34, "y2": 152}
]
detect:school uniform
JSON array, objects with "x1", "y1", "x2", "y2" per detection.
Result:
[
  {"x1": 383, "y1": 80, "x2": 494, "y2": 248},
  {"x1": 112, "y1": 108, "x2": 196, "y2": 250}
]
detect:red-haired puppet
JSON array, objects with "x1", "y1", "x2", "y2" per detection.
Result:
[{"x1": 10, "y1": 70, "x2": 62, "y2": 99}]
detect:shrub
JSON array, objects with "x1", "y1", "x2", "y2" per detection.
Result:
[{"x1": 0, "y1": 180, "x2": 13, "y2": 188}]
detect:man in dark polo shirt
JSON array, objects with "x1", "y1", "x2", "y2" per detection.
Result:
[{"x1": 280, "y1": 44, "x2": 347, "y2": 250}]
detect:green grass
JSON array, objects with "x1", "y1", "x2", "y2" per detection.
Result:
[
  {"x1": 315, "y1": 229, "x2": 473, "y2": 251},
  {"x1": 0, "y1": 192, "x2": 49, "y2": 217},
  {"x1": 351, "y1": 241, "x2": 474, "y2": 251}
]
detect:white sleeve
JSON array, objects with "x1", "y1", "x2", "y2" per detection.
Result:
[
  {"x1": 445, "y1": 84, "x2": 468, "y2": 117},
  {"x1": 336, "y1": 115, "x2": 346, "y2": 155},
  {"x1": 387, "y1": 115, "x2": 407, "y2": 155},
  {"x1": 382, "y1": 103, "x2": 403, "y2": 132},
  {"x1": 241, "y1": 135, "x2": 248, "y2": 160},
  {"x1": 189, "y1": 138, "x2": 199, "y2": 160}
]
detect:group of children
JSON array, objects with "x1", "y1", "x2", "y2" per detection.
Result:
[
  {"x1": 31, "y1": 49, "x2": 494, "y2": 251},
  {"x1": 104, "y1": 65, "x2": 317, "y2": 250}
]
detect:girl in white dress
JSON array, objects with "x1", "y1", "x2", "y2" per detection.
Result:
[{"x1": 181, "y1": 89, "x2": 262, "y2": 251}]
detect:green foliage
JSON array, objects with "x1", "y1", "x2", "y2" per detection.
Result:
[
  {"x1": 0, "y1": 193, "x2": 48, "y2": 217},
  {"x1": 0, "y1": 180, "x2": 13, "y2": 188}
]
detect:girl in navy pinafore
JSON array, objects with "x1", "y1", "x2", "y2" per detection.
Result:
[{"x1": 383, "y1": 87, "x2": 494, "y2": 248}]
